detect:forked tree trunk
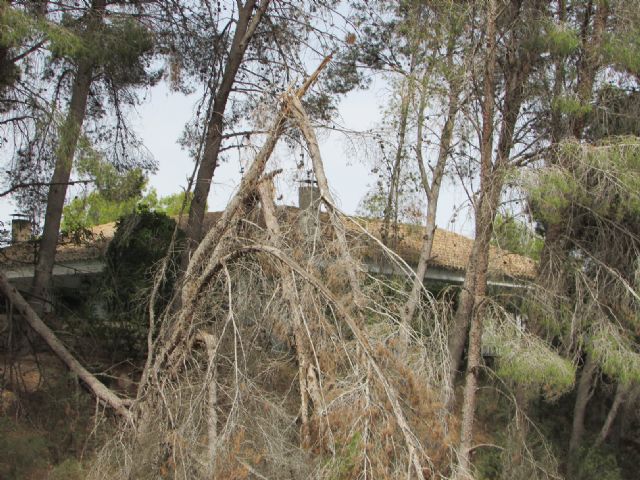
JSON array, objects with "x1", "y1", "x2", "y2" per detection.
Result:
[
  {"x1": 448, "y1": 7, "x2": 533, "y2": 385},
  {"x1": 184, "y1": 0, "x2": 270, "y2": 258},
  {"x1": 400, "y1": 49, "x2": 460, "y2": 345},
  {"x1": 455, "y1": 1, "x2": 497, "y2": 473}
]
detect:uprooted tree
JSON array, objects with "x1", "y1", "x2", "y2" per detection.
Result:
[{"x1": 79, "y1": 60, "x2": 459, "y2": 480}]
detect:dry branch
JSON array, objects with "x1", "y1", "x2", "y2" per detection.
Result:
[
  {"x1": 0, "y1": 270, "x2": 133, "y2": 421},
  {"x1": 288, "y1": 95, "x2": 364, "y2": 308},
  {"x1": 225, "y1": 244, "x2": 430, "y2": 480},
  {"x1": 145, "y1": 55, "x2": 335, "y2": 382},
  {"x1": 257, "y1": 177, "x2": 326, "y2": 448}
]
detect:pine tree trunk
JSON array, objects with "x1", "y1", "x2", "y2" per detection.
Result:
[
  {"x1": 31, "y1": 60, "x2": 93, "y2": 314},
  {"x1": 569, "y1": 355, "x2": 597, "y2": 459},
  {"x1": 455, "y1": 0, "x2": 497, "y2": 473},
  {"x1": 184, "y1": 0, "x2": 269, "y2": 256},
  {"x1": 595, "y1": 383, "x2": 626, "y2": 447},
  {"x1": 401, "y1": 43, "x2": 460, "y2": 339},
  {"x1": 448, "y1": 6, "x2": 533, "y2": 386}
]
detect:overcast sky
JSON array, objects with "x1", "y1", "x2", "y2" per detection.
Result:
[{"x1": 2, "y1": 75, "x2": 474, "y2": 237}]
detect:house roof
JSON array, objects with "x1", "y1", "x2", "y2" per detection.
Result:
[
  {"x1": 0, "y1": 208, "x2": 537, "y2": 281},
  {"x1": 354, "y1": 218, "x2": 536, "y2": 280}
]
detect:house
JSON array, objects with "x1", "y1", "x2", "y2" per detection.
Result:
[{"x1": 0, "y1": 201, "x2": 536, "y2": 295}]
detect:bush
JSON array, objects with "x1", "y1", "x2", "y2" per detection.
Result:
[
  {"x1": 575, "y1": 446, "x2": 623, "y2": 480},
  {"x1": 0, "y1": 417, "x2": 50, "y2": 479},
  {"x1": 92, "y1": 206, "x2": 183, "y2": 359}
]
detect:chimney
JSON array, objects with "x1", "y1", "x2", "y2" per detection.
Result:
[
  {"x1": 298, "y1": 181, "x2": 321, "y2": 211},
  {"x1": 11, "y1": 214, "x2": 32, "y2": 243}
]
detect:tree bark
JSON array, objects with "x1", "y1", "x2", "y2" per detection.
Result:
[
  {"x1": 184, "y1": 0, "x2": 270, "y2": 257},
  {"x1": 595, "y1": 383, "x2": 626, "y2": 447},
  {"x1": 31, "y1": 0, "x2": 105, "y2": 314},
  {"x1": 0, "y1": 270, "x2": 132, "y2": 420},
  {"x1": 448, "y1": 3, "x2": 533, "y2": 384},
  {"x1": 569, "y1": 355, "x2": 597, "y2": 458},
  {"x1": 381, "y1": 75, "x2": 413, "y2": 246},
  {"x1": 455, "y1": 0, "x2": 497, "y2": 473},
  {"x1": 401, "y1": 49, "x2": 460, "y2": 343}
]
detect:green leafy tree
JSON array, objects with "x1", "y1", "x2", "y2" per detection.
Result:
[
  {"x1": 29, "y1": 0, "x2": 159, "y2": 312},
  {"x1": 492, "y1": 214, "x2": 543, "y2": 260},
  {"x1": 96, "y1": 207, "x2": 183, "y2": 359},
  {"x1": 61, "y1": 147, "x2": 196, "y2": 234}
]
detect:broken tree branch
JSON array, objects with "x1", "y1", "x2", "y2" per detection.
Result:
[{"x1": 0, "y1": 269, "x2": 133, "y2": 421}]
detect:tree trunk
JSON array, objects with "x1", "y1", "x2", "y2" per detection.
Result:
[
  {"x1": 455, "y1": 0, "x2": 497, "y2": 474},
  {"x1": 595, "y1": 383, "x2": 626, "y2": 447},
  {"x1": 448, "y1": 9, "x2": 533, "y2": 384},
  {"x1": 381, "y1": 75, "x2": 414, "y2": 246},
  {"x1": 31, "y1": 56, "x2": 95, "y2": 314},
  {"x1": 184, "y1": 0, "x2": 270, "y2": 257},
  {"x1": 569, "y1": 355, "x2": 597, "y2": 459},
  {"x1": 401, "y1": 58, "x2": 460, "y2": 343},
  {"x1": 0, "y1": 270, "x2": 132, "y2": 420}
]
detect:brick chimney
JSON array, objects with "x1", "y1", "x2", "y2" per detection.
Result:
[
  {"x1": 11, "y1": 214, "x2": 32, "y2": 243},
  {"x1": 298, "y1": 181, "x2": 321, "y2": 211}
]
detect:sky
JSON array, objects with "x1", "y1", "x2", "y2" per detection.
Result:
[
  {"x1": 133, "y1": 76, "x2": 473, "y2": 231},
  {"x1": 1, "y1": 73, "x2": 474, "y2": 238}
]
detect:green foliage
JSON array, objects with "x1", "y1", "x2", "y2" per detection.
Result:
[
  {"x1": 325, "y1": 432, "x2": 362, "y2": 479},
  {"x1": 527, "y1": 167, "x2": 580, "y2": 225},
  {"x1": 0, "y1": 1, "x2": 82, "y2": 91},
  {"x1": 529, "y1": 138, "x2": 640, "y2": 224},
  {"x1": 602, "y1": 27, "x2": 640, "y2": 76},
  {"x1": 142, "y1": 188, "x2": 193, "y2": 216},
  {"x1": 475, "y1": 446, "x2": 503, "y2": 480},
  {"x1": 62, "y1": 148, "x2": 146, "y2": 233},
  {"x1": 96, "y1": 207, "x2": 183, "y2": 358},
  {"x1": 0, "y1": 418, "x2": 50, "y2": 479},
  {"x1": 574, "y1": 445, "x2": 623, "y2": 480},
  {"x1": 542, "y1": 22, "x2": 581, "y2": 57},
  {"x1": 49, "y1": 459, "x2": 85, "y2": 480},
  {"x1": 551, "y1": 95, "x2": 592, "y2": 118},
  {"x1": 483, "y1": 314, "x2": 575, "y2": 399},
  {"x1": 492, "y1": 214, "x2": 543, "y2": 260},
  {"x1": 62, "y1": 145, "x2": 192, "y2": 233},
  {"x1": 86, "y1": 18, "x2": 157, "y2": 87},
  {"x1": 0, "y1": 2, "x2": 81, "y2": 54},
  {"x1": 588, "y1": 323, "x2": 640, "y2": 386}
]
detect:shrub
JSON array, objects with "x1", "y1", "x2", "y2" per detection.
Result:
[{"x1": 92, "y1": 206, "x2": 183, "y2": 359}]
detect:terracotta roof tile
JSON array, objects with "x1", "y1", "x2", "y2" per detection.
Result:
[{"x1": 0, "y1": 209, "x2": 537, "y2": 280}]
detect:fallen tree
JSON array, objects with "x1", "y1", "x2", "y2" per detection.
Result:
[
  {"x1": 0, "y1": 270, "x2": 133, "y2": 421},
  {"x1": 87, "y1": 59, "x2": 453, "y2": 479}
]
